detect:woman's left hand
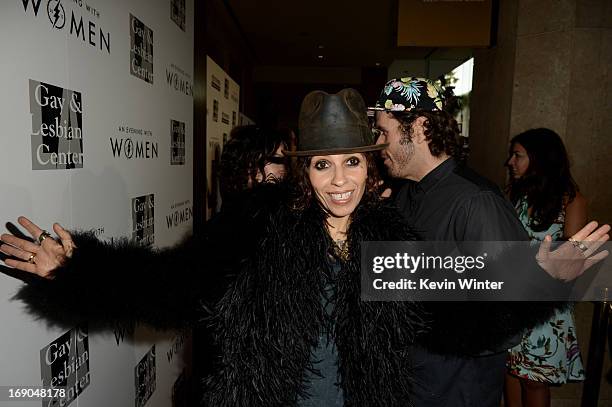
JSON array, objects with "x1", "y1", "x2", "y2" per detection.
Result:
[
  {"x1": 537, "y1": 221, "x2": 610, "y2": 281},
  {"x1": 0, "y1": 217, "x2": 75, "y2": 279}
]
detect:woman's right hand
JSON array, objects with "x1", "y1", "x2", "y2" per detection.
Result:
[{"x1": 0, "y1": 216, "x2": 75, "y2": 279}]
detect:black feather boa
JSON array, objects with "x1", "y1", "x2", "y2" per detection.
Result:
[{"x1": 14, "y1": 231, "x2": 209, "y2": 332}]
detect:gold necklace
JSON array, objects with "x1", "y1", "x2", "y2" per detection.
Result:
[{"x1": 332, "y1": 239, "x2": 350, "y2": 261}]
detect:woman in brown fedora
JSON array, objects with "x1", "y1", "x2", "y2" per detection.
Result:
[
  {"x1": 0, "y1": 89, "x2": 608, "y2": 406},
  {"x1": 0, "y1": 88, "x2": 424, "y2": 406}
]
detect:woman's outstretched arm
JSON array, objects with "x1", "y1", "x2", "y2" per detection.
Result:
[{"x1": 1, "y1": 217, "x2": 225, "y2": 332}]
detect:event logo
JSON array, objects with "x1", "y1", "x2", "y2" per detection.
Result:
[
  {"x1": 48, "y1": 0, "x2": 65, "y2": 29},
  {"x1": 166, "y1": 331, "x2": 187, "y2": 363},
  {"x1": 21, "y1": 0, "x2": 111, "y2": 53},
  {"x1": 166, "y1": 200, "x2": 192, "y2": 229},
  {"x1": 166, "y1": 63, "x2": 192, "y2": 97},
  {"x1": 113, "y1": 325, "x2": 131, "y2": 346},
  {"x1": 171, "y1": 120, "x2": 185, "y2": 165},
  {"x1": 40, "y1": 324, "x2": 90, "y2": 407},
  {"x1": 207, "y1": 142, "x2": 221, "y2": 216},
  {"x1": 29, "y1": 79, "x2": 84, "y2": 170},
  {"x1": 130, "y1": 14, "x2": 154, "y2": 83},
  {"x1": 135, "y1": 346, "x2": 156, "y2": 407},
  {"x1": 110, "y1": 126, "x2": 158, "y2": 160},
  {"x1": 211, "y1": 75, "x2": 221, "y2": 92},
  {"x1": 221, "y1": 112, "x2": 229, "y2": 125},
  {"x1": 170, "y1": 0, "x2": 185, "y2": 31},
  {"x1": 212, "y1": 100, "x2": 219, "y2": 122},
  {"x1": 132, "y1": 194, "x2": 154, "y2": 246}
]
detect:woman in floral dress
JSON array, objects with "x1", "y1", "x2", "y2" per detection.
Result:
[{"x1": 504, "y1": 128, "x2": 587, "y2": 406}]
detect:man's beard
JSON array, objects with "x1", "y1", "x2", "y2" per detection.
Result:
[{"x1": 388, "y1": 138, "x2": 415, "y2": 178}]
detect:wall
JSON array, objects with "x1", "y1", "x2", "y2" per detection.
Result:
[
  {"x1": 469, "y1": 0, "x2": 519, "y2": 187},
  {"x1": 0, "y1": 0, "x2": 194, "y2": 405},
  {"x1": 388, "y1": 58, "x2": 468, "y2": 80},
  {"x1": 469, "y1": 1, "x2": 612, "y2": 405}
]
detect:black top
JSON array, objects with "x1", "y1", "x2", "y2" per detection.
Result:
[
  {"x1": 393, "y1": 158, "x2": 529, "y2": 407},
  {"x1": 394, "y1": 158, "x2": 529, "y2": 241}
]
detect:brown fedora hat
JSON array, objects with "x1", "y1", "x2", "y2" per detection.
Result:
[{"x1": 285, "y1": 88, "x2": 388, "y2": 156}]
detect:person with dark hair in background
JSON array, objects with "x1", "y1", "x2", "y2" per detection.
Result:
[
  {"x1": 200, "y1": 124, "x2": 291, "y2": 390},
  {"x1": 369, "y1": 77, "x2": 609, "y2": 407},
  {"x1": 218, "y1": 125, "x2": 289, "y2": 205},
  {"x1": 504, "y1": 128, "x2": 587, "y2": 407},
  {"x1": 205, "y1": 124, "x2": 290, "y2": 283}
]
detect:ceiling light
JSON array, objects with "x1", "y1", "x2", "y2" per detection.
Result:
[
  {"x1": 318, "y1": 44, "x2": 324, "y2": 49},
  {"x1": 317, "y1": 55, "x2": 324, "y2": 59}
]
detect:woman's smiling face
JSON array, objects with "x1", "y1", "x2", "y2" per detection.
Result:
[{"x1": 308, "y1": 153, "x2": 368, "y2": 221}]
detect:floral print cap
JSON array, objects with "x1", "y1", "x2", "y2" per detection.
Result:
[{"x1": 369, "y1": 77, "x2": 446, "y2": 112}]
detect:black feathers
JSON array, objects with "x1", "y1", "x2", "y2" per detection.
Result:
[{"x1": 12, "y1": 182, "x2": 561, "y2": 406}]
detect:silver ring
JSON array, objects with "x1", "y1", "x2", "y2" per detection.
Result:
[
  {"x1": 568, "y1": 237, "x2": 588, "y2": 253},
  {"x1": 38, "y1": 230, "x2": 52, "y2": 244}
]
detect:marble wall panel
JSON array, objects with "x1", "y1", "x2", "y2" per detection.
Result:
[
  {"x1": 517, "y1": 0, "x2": 575, "y2": 36},
  {"x1": 510, "y1": 31, "x2": 572, "y2": 135}
]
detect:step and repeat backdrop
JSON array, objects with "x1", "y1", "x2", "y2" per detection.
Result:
[{"x1": 0, "y1": 0, "x2": 194, "y2": 406}]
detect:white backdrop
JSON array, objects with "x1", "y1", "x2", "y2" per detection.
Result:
[{"x1": 0, "y1": 0, "x2": 194, "y2": 406}]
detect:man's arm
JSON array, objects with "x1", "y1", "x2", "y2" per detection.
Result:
[{"x1": 420, "y1": 190, "x2": 564, "y2": 355}]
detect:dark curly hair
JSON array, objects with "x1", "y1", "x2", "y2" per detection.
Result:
[
  {"x1": 289, "y1": 151, "x2": 382, "y2": 213},
  {"x1": 219, "y1": 125, "x2": 288, "y2": 203},
  {"x1": 506, "y1": 128, "x2": 578, "y2": 232},
  {"x1": 390, "y1": 109, "x2": 464, "y2": 161}
]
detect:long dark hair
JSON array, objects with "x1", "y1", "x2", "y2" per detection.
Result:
[
  {"x1": 219, "y1": 125, "x2": 288, "y2": 203},
  {"x1": 506, "y1": 128, "x2": 578, "y2": 232},
  {"x1": 289, "y1": 151, "x2": 382, "y2": 214}
]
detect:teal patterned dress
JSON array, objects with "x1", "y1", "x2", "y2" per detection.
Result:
[{"x1": 506, "y1": 198, "x2": 585, "y2": 383}]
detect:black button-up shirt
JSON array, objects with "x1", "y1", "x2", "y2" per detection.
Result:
[
  {"x1": 392, "y1": 158, "x2": 532, "y2": 407},
  {"x1": 394, "y1": 157, "x2": 529, "y2": 242}
]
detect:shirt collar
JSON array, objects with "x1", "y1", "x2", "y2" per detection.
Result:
[{"x1": 416, "y1": 157, "x2": 456, "y2": 193}]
